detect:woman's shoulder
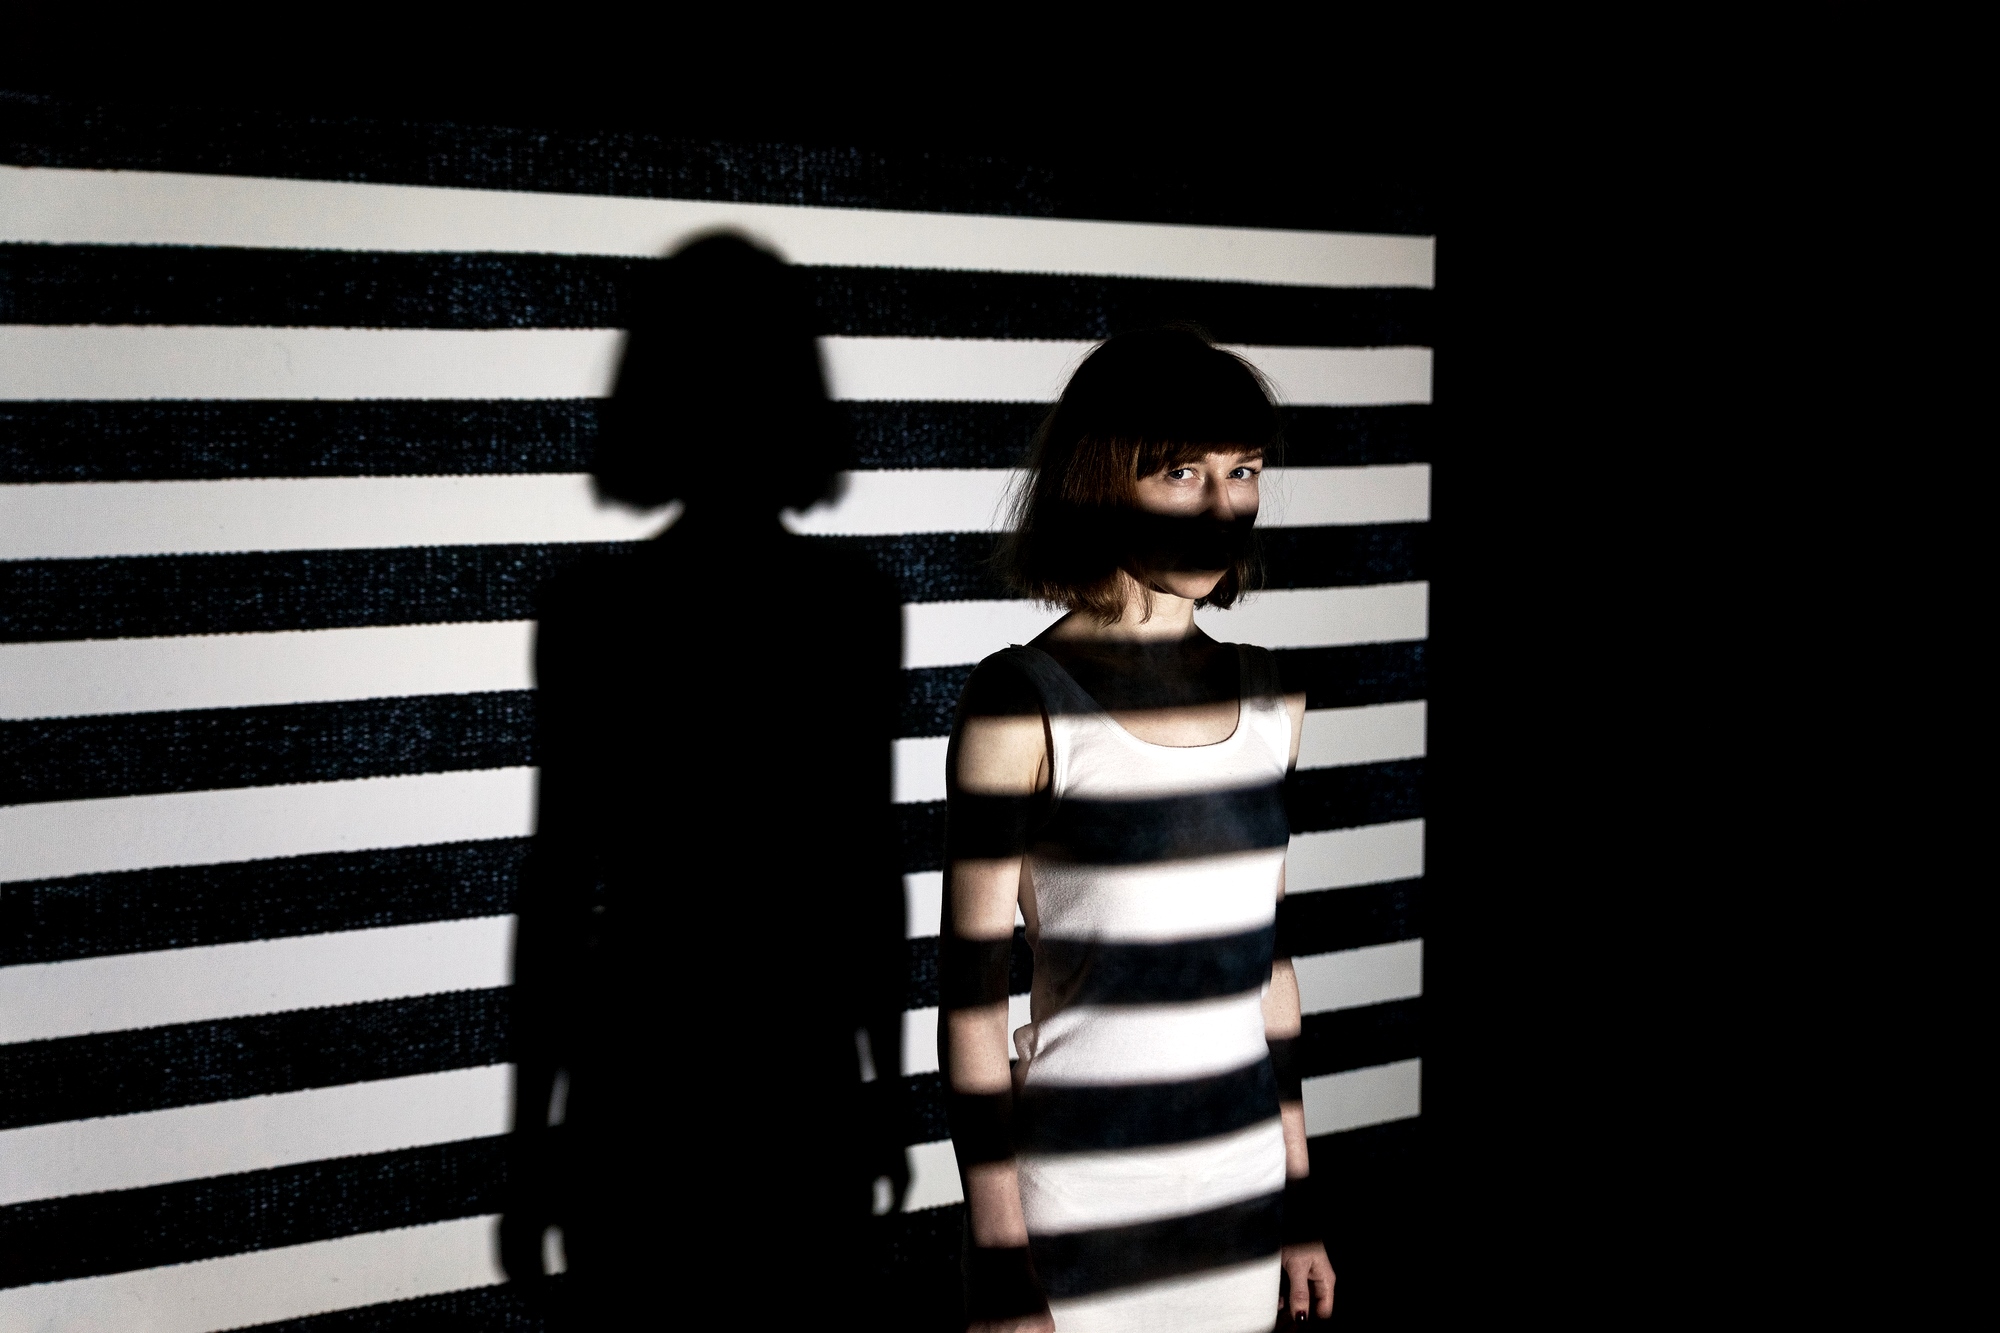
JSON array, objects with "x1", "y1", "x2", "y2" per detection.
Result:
[{"x1": 958, "y1": 648, "x2": 1047, "y2": 721}]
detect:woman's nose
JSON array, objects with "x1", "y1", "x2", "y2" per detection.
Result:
[{"x1": 1206, "y1": 478, "x2": 1238, "y2": 520}]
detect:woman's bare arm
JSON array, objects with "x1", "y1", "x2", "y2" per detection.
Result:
[
  {"x1": 1273, "y1": 688, "x2": 1335, "y2": 1320},
  {"x1": 946, "y1": 709, "x2": 1054, "y2": 1331}
]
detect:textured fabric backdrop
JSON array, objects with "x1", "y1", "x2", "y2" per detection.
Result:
[{"x1": 0, "y1": 102, "x2": 1431, "y2": 1330}]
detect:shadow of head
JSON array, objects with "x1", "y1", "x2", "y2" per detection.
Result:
[{"x1": 595, "y1": 232, "x2": 844, "y2": 518}]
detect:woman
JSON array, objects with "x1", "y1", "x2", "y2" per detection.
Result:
[{"x1": 944, "y1": 328, "x2": 1337, "y2": 1331}]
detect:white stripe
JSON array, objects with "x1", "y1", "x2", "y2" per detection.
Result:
[
  {"x1": 899, "y1": 993, "x2": 1033, "y2": 1077},
  {"x1": 1018, "y1": 1117, "x2": 1286, "y2": 1233},
  {"x1": 1296, "y1": 701, "x2": 1427, "y2": 769},
  {"x1": 0, "y1": 326, "x2": 625, "y2": 401},
  {"x1": 1018, "y1": 992, "x2": 1266, "y2": 1086},
  {"x1": 904, "y1": 871, "x2": 945, "y2": 939},
  {"x1": 1286, "y1": 819, "x2": 1426, "y2": 893},
  {"x1": 901, "y1": 1138, "x2": 964, "y2": 1212},
  {"x1": 0, "y1": 767, "x2": 536, "y2": 883},
  {"x1": 1194, "y1": 582, "x2": 1428, "y2": 650},
  {"x1": 1262, "y1": 462, "x2": 1430, "y2": 527},
  {"x1": 0, "y1": 917, "x2": 513, "y2": 1044},
  {"x1": 0, "y1": 1065, "x2": 511, "y2": 1206},
  {"x1": 893, "y1": 735, "x2": 952, "y2": 804},
  {"x1": 0, "y1": 1214, "x2": 502, "y2": 1333},
  {"x1": 1301, "y1": 1058, "x2": 1422, "y2": 1136},
  {"x1": 910, "y1": 583, "x2": 1426, "y2": 671},
  {"x1": 785, "y1": 468, "x2": 1020, "y2": 536},
  {"x1": 0, "y1": 327, "x2": 1430, "y2": 407},
  {"x1": 0, "y1": 475, "x2": 674, "y2": 560},
  {"x1": 1032, "y1": 851, "x2": 1282, "y2": 945},
  {"x1": 902, "y1": 599, "x2": 1063, "y2": 670},
  {"x1": 1293, "y1": 939, "x2": 1424, "y2": 1016},
  {"x1": 0, "y1": 464, "x2": 1424, "y2": 561},
  {"x1": 1046, "y1": 1256, "x2": 1283, "y2": 1333},
  {"x1": 0, "y1": 166, "x2": 1436, "y2": 288},
  {"x1": 0, "y1": 622, "x2": 538, "y2": 722}
]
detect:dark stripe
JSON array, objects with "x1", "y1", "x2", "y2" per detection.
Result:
[
  {"x1": 5, "y1": 97, "x2": 1433, "y2": 233},
  {"x1": 1276, "y1": 878, "x2": 1422, "y2": 959},
  {"x1": 0, "y1": 989, "x2": 509, "y2": 1130},
  {"x1": 1287, "y1": 759, "x2": 1425, "y2": 833},
  {"x1": 230, "y1": 1281, "x2": 558, "y2": 1333},
  {"x1": 1038, "y1": 783, "x2": 1291, "y2": 867},
  {"x1": 1037, "y1": 926, "x2": 1275, "y2": 1006},
  {"x1": 1276, "y1": 641, "x2": 1427, "y2": 713},
  {"x1": 0, "y1": 544, "x2": 609, "y2": 643},
  {"x1": 0, "y1": 400, "x2": 599, "y2": 481},
  {"x1": 0, "y1": 692, "x2": 534, "y2": 805},
  {"x1": 1029, "y1": 1193, "x2": 1282, "y2": 1300},
  {"x1": 0, "y1": 1135, "x2": 504, "y2": 1289},
  {"x1": 904, "y1": 1073, "x2": 952, "y2": 1147},
  {"x1": 1014, "y1": 1060, "x2": 1278, "y2": 1154},
  {"x1": 901, "y1": 641, "x2": 1426, "y2": 738},
  {"x1": 0, "y1": 750, "x2": 1409, "y2": 874},
  {"x1": 1258, "y1": 523, "x2": 1427, "y2": 590},
  {"x1": 0, "y1": 245, "x2": 1432, "y2": 344},
  {"x1": 1300, "y1": 999, "x2": 1422, "y2": 1078},
  {"x1": 0, "y1": 402, "x2": 1424, "y2": 482},
  {"x1": 0, "y1": 525, "x2": 1419, "y2": 642},
  {"x1": 905, "y1": 929, "x2": 1034, "y2": 1010},
  {"x1": 0, "y1": 840, "x2": 525, "y2": 967},
  {"x1": 903, "y1": 665, "x2": 979, "y2": 737}
]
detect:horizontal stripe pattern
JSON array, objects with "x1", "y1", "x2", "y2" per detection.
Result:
[
  {"x1": 0, "y1": 166, "x2": 1435, "y2": 286},
  {"x1": 1031, "y1": 1194, "x2": 1280, "y2": 1300},
  {"x1": 0, "y1": 464, "x2": 1425, "y2": 557},
  {"x1": 0, "y1": 401, "x2": 1433, "y2": 481},
  {"x1": 1018, "y1": 1118, "x2": 1287, "y2": 1238},
  {"x1": 0, "y1": 327, "x2": 1433, "y2": 406},
  {"x1": 0, "y1": 630, "x2": 1420, "y2": 733},
  {"x1": 1301, "y1": 1058, "x2": 1422, "y2": 1137},
  {"x1": 0, "y1": 767, "x2": 536, "y2": 882},
  {"x1": 0, "y1": 1213, "x2": 502, "y2": 1333},
  {"x1": 0, "y1": 917, "x2": 513, "y2": 1044},
  {"x1": 0, "y1": 142, "x2": 1432, "y2": 1326},
  {"x1": 0, "y1": 1134, "x2": 506, "y2": 1287},
  {"x1": 0, "y1": 1065, "x2": 514, "y2": 1207},
  {"x1": 0, "y1": 540, "x2": 1427, "y2": 644},
  {"x1": 0, "y1": 245, "x2": 1432, "y2": 341}
]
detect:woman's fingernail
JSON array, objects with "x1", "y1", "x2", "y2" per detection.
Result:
[{"x1": 1295, "y1": 1314, "x2": 1308, "y2": 1324}]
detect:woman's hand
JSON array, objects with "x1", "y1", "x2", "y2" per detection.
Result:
[
  {"x1": 1280, "y1": 1241, "x2": 1336, "y2": 1322},
  {"x1": 969, "y1": 1314, "x2": 1056, "y2": 1333}
]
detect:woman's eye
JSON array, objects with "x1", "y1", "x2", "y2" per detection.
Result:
[
  {"x1": 1231, "y1": 468, "x2": 1260, "y2": 480},
  {"x1": 1166, "y1": 468, "x2": 1195, "y2": 480}
]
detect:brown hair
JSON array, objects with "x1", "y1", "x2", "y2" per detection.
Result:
[{"x1": 998, "y1": 326, "x2": 1282, "y2": 622}]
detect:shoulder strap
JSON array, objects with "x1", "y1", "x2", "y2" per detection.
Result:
[
  {"x1": 1236, "y1": 644, "x2": 1285, "y2": 703},
  {"x1": 996, "y1": 645, "x2": 1102, "y2": 717}
]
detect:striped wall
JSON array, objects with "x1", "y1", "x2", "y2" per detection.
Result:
[{"x1": 0, "y1": 114, "x2": 1430, "y2": 1331}]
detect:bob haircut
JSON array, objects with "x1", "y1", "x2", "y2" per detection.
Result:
[
  {"x1": 594, "y1": 233, "x2": 842, "y2": 513},
  {"x1": 999, "y1": 326, "x2": 1282, "y2": 622}
]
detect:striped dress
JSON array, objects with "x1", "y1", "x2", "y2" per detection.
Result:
[{"x1": 1000, "y1": 644, "x2": 1292, "y2": 1333}]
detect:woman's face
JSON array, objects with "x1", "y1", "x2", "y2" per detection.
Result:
[{"x1": 1127, "y1": 447, "x2": 1263, "y2": 599}]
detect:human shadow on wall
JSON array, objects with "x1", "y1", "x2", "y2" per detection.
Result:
[{"x1": 499, "y1": 234, "x2": 910, "y2": 1326}]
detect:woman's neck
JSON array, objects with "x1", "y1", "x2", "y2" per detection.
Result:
[{"x1": 1045, "y1": 572, "x2": 1200, "y2": 644}]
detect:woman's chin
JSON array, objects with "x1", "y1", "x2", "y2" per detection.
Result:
[{"x1": 1147, "y1": 571, "x2": 1228, "y2": 601}]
